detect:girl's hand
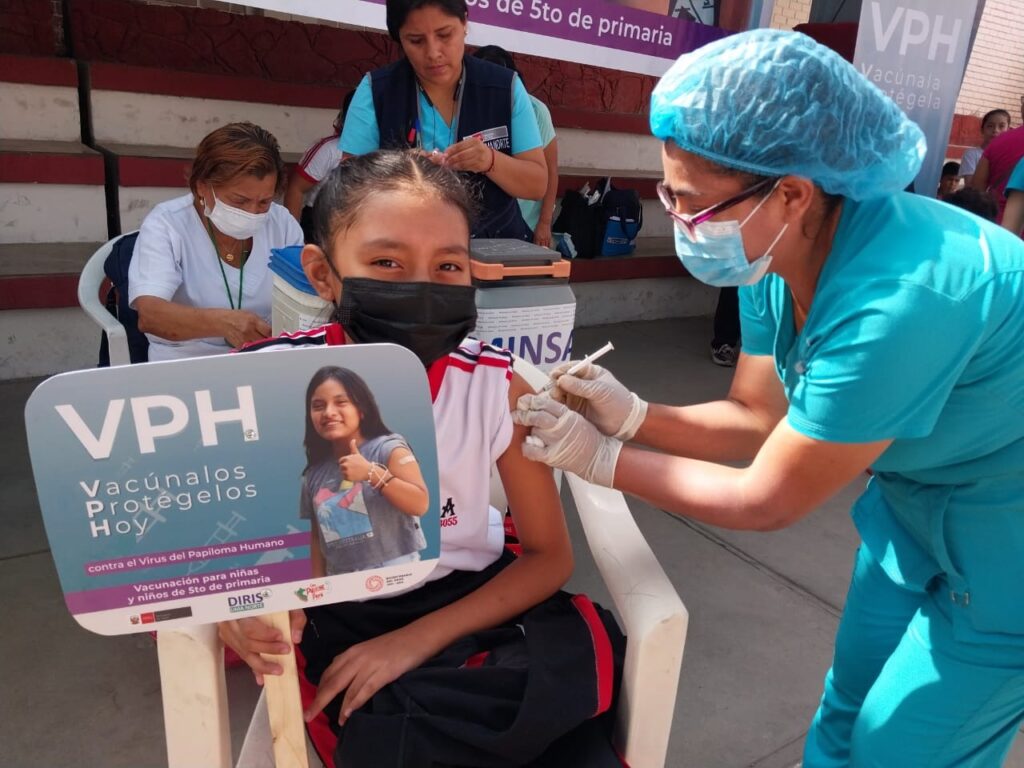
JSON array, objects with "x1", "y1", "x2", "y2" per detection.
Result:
[
  {"x1": 338, "y1": 439, "x2": 371, "y2": 483},
  {"x1": 217, "y1": 610, "x2": 307, "y2": 685},
  {"x1": 303, "y1": 626, "x2": 432, "y2": 726}
]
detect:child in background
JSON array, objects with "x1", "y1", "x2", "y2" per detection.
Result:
[
  {"x1": 938, "y1": 161, "x2": 961, "y2": 198},
  {"x1": 285, "y1": 92, "x2": 355, "y2": 242},
  {"x1": 959, "y1": 108, "x2": 1011, "y2": 185},
  {"x1": 219, "y1": 150, "x2": 623, "y2": 768},
  {"x1": 943, "y1": 187, "x2": 999, "y2": 222},
  {"x1": 301, "y1": 365, "x2": 429, "y2": 576}
]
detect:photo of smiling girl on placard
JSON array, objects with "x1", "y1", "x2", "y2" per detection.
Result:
[{"x1": 301, "y1": 366, "x2": 429, "y2": 576}]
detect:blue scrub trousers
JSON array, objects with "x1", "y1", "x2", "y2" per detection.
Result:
[{"x1": 804, "y1": 545, "x2": 1024, "y2": 767}]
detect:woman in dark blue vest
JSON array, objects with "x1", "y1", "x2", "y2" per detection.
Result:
[{"x1": 340, "y1": 0, "x2": 546, "y2": 241}]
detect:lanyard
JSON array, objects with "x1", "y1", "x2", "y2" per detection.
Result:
[
  {"x1": 206, "y1": 221, "x2": 246, "y2": 310},
  {"x1": 415, "y1": 66, "x2": 466, "y2": 152}
]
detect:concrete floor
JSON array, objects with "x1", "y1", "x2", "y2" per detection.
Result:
[{"x1": 1, "y1": 316, "x2": 1022, "y2": 767}]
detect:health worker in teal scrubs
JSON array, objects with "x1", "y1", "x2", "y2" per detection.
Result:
[{"x1": 514, "y1": 29, "x2": 1024, "y2": 767}]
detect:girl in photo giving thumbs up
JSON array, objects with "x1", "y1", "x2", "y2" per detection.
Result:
[{"x1": 301, "y1": 365, "x2": 429, "y2": 576}]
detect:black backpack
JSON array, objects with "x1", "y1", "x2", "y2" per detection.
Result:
[
  {"x1": 98, "y1": 231, "x2": 149, "y2": 366},
  {"x1": 553, "y1": 179, "x2": 643, "y2": 258},
  {"x1": 598, "y1": 181, "x2": 643, "y2": 257},
  {"x1": 552, "y1": 187, "x2": 604, "y2": 259}
]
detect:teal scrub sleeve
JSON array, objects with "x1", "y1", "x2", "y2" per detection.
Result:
[
  {"x1": 1007, "y1": 157, "x2": 1024, "y2": 193},
  {"x1": 510, "y1": 76, "x2": 542, "y2": 155},
  {"x1": 339, "y1": 75, "x2": 379, "y2": 155},
  {"x1": 738, "y1": 281, "x2": 776, "y2": 357},
  {"x1": 530, "y1": 95, "x2": 556, "y2": 148},
  {"x1": 788, "y1": 283, "x2": 982, "y2": 443}
]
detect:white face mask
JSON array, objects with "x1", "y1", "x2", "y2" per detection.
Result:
[
  {"x1": 673, "y1": 181, "x2": 788, "y2": 287},
  {"x1": 203, "y1": 189, "x2": 268, "y2": 240}
]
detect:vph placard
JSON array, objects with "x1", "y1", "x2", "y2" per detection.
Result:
[{"x1": 26, "y1": 344, "x2": 440, "y2": 635}]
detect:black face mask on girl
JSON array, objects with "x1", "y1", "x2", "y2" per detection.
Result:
[{"x1": 330, "y1": 277, "x2": 478, "y2": 367}]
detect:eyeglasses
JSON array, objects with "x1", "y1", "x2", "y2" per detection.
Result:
[{"x1": 657, "y1": 176, "x2": 778, "y2": 242}]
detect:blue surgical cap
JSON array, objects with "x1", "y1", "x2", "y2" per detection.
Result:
[{"x1": 650, "y1": 29, "x2": 926, "y2": 200}]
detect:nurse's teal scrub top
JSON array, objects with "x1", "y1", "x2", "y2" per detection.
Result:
[{"x1": 740, "y1": 192, "x2": 1024, "y2": 641}]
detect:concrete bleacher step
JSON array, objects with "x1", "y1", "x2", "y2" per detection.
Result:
[
  {"x1": 0, "y1": 139, "x2": 108, "y2": 246},
  {"x1": 555, "y1": 127, "x2": 662, "y2": 176},
  {"x1": 88, "y1": 61, "x2": 340, "y2": 157},
  {"x1": 0, "y1": 55, "x2": 111, "y2": 378},
  {"x1": 0, "y1": 241, "x2": 99, "y2": 277},
  {"x1": 569, "y1": 237, "x2": 680, "y2": 282},
  {"x1": 101, "y1": 142, "x2": 303, "y2": 233},
  {"x1": 0, "y1": 53, "x2": 701, "y2": 378},
  {"x1": 0, "y1": 54, "x2": 83, "y2": 144},
  {"x1": 81, "y1": 59, "x2": 336, "y2": 233},
  {"x1": 101, "y1": 143, "x2": 195, "y2": 234},
  {"x1": 557, "y1": 165, "x2": 662, "y2": 180},
  {"x1": 1, "y1": 55, "x2": 105, "y2": 249},
  {"x1": 0, "y1": 238, "x2": 107, "y2": 380},
  {"x1": 0, "y1": 148, "x2": 108, "y2": 299},
  {"x1": 0, "y1": 242, "x2": 102, "y2": 310}
]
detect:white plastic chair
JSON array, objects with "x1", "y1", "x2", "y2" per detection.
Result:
[
  {"x1": 148, "y1": 357, "x2": 688, "y2": 768},
  {"x1": 77, "y1": 232, "x2": 138, "y2": 367}
]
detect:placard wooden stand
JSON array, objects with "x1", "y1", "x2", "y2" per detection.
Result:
[
  {"x1": 158, "y1": 625, "x2": 232, "y2": 768},
  {"x1": 260, "y1": 611, "x2": 309, "y2": 768},
  {"x1": 158, "y1": 615, "x2": 309, "y2": 768}
]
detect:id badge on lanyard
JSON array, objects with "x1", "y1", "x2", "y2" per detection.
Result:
[{"x1": 414, "y1": 66, "x2": 466, "y2": 153}]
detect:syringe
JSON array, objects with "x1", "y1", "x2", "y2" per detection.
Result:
[{"x1": 539, "y1": 341, "x2": 614, "y2": 394}]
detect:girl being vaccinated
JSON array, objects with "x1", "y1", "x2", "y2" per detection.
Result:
[{"x1": 220, "y1": 149, "x2": 624, "y2": 768}]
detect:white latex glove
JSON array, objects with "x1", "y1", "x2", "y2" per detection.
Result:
[
  {"x1": 549, "y1": 361, "x2": 648, "y2": 440},
  {"x1": 512, "y1": 394, "x2": 622, "y2": 487}
]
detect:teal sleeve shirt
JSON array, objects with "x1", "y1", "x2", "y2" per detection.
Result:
[
  {"x1": 518, "y1": 95, "x2": 556, "y2": 230},
  {"x1": 1007, "y1": 156, "x2": 1024, "y2": 193},
  {"x1": 740, "y1": 192, "x2": 1024, "y2": 639},
  {"x1": 341, "y1": 72, "x2": 542, "y2": 156}
]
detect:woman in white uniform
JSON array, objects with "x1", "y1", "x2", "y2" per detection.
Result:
[{"x1": 129, "y1": 122, "x2": 302, "y2": 362}]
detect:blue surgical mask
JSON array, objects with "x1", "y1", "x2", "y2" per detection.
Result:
[{"x1": 674, "y1": 185, "x2": 788, "y2": 287}]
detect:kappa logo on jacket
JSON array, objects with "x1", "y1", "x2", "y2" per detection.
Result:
[{"x1": 440, "y1": 496, "x2": 458, "y2": 528}]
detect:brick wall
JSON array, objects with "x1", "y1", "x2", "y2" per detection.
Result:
[
  {"x1": 1, "y1": 0, "x2": 60, "y2": 54},
  {"x1": 66, "y1": 0, "x2": 657, "y2": 117},
  {"x1": 51, "y1": 0, "x2": 64, "y2": 52},
  {"x1": 68, "y1": 0, "x2": 398, "y2": 86},
  {"x1": 955, "y1": 0, "x2": 1024, "y2": 123},
  {"x1": 136, "y1": 0, "x2": 261, "y2": 14},
  {"x1": 768, "y1": 0, "x2": 811, "y2": 31},
  {"x1": 11, "y1": 0, "x2": 1021, "y2": 137}
]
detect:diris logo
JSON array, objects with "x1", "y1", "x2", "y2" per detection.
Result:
[{"x1": 228, "y1": 589, "x2": 272, "y2": 613}]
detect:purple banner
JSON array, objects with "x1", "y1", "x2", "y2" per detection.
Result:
[
  {"x1": 371, "y1": 0, "x2": 727, "y2": 60},
  {"x1": 66, "y1": 559, "x2": 311, "y2": 614},
  {"x1": 83, "y1": 532, "x2": 310, "y2": 576}
]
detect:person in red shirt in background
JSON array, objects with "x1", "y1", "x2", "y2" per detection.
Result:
[
  {"x1": 285, "y1": 92, "x2": 354, "y2": 242},
  {"x1": 958, "y1": 108, "x2": 1010, "y2": 186},
  {"x1": 970, "y1": 95, "x2": 1024, "y2": 223}
]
